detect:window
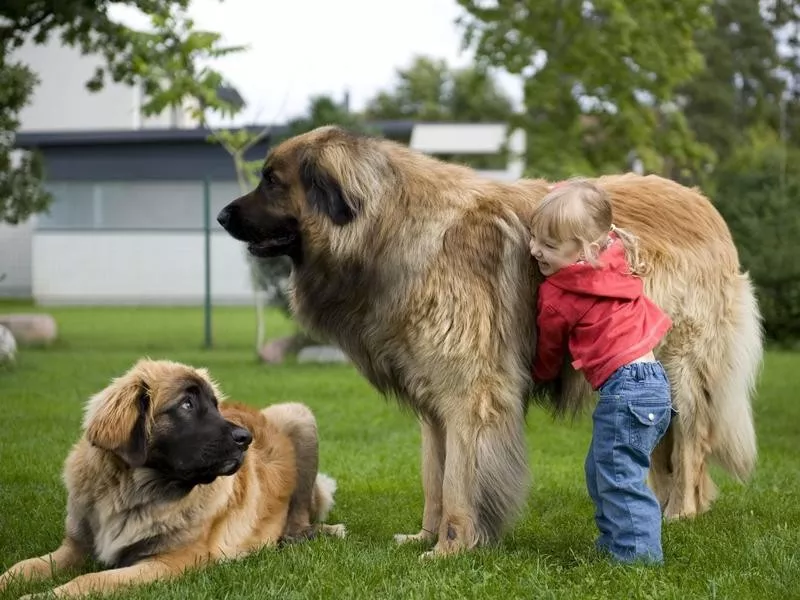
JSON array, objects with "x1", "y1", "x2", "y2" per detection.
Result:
[{"x1": 36, "y1": 181, "x2": 244, "y2": 231}]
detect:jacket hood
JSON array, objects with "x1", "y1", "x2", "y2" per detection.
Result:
[{"x1": 544, "y1": 237, "x2": 642, "y2": 300}]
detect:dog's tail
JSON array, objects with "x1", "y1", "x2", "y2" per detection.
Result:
[
  {"x1": 708, "y1": 272, "x2": 763, "y2": 480},
  {"x1": 311, "y1": 472, "x2": 337, "y2": 523}
]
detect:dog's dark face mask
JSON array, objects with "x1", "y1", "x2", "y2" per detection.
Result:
[
  {"x1": 144, "y1": 382, "x2": 252, "y2": 488},
  {"x1": 215, "y1": 128, "x2": 363, "y2": 265}
]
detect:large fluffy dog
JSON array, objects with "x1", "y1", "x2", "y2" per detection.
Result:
[
  {"x1": 216, "y1": 125, "x2": 763, "y2": 558},
  {"x1": 0, "y1": 359, "x2": 345, "y2": 598}
]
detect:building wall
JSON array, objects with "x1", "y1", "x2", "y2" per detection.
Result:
[
  {"x1": 1, "y1": 33, "x2": 202, "y2": 299},
  {"x1": 13, "y1": 33, "x2": 197, "y2": 132},
  {"x1": 0, "y1": 219, "x2": 35, "y2": 298},
  {"x1": 33, "y1": 231, "x2": 255, "y2": 305}
]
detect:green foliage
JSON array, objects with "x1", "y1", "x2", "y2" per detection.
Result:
[
  {"x1": 678, "y1": 0, "x2": 785, "y2": 182},
  {"x1": 103, "y1": 8, "x2": 247, "y2": 121},
  {"x1": 0, "y1": 59, "x2": 50, "y2": 224},
  {"x1": 712, "y1": 127, "x2": 800, "y2": 344},
  {"x1": 364, "y1": 55, "x2": 515, "y2": 168},
  {"x1": 364, "y1": 55, "x2": 514, "y2": 122},
  {"x1": 285, "y1": 95, "x2": 379, "y2": 139},
  {"x1": 0, "y1": 0, "x2": 239, "y2": 224},
  {"x1": 456, "y1": 0, "x2": 716, "y2": 179}
]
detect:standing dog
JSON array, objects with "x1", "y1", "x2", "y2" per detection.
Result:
[
  {"x1": 216, "y1": 126, "x2": 762, "y2": 558},
  {"x1": 0, "y1": 359, "x2": 345, "y2": 598}
]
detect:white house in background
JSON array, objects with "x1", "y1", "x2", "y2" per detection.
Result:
[
  {"x1": 0, "y1": 32, "x2": 198, "y2": 298},
  {"x1": 12, "y1": 122, "x2": 526, "y2": 305},
  {"x1": 13, "y1": 33, "x2": 199, "y2": 132}
]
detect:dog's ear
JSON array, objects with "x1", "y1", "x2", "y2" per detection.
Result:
[
  {"x1": 84, "y1": 373, "x2": 151, "y2": 468},
  {"x1": 300, "y1": 154, "x2": 360, "y2": 226}
]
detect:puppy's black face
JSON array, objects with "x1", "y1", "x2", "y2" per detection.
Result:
[{"x1": 145, "y1": 381, "x2": 252, "y2": 487}]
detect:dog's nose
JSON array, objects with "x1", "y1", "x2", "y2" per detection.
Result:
[
  {"x1": 231, "y1": 427, "x2": 252, "y2": 448},
  {"x1": 216, "y1": 206, "x2": 232, "y2": 229}
]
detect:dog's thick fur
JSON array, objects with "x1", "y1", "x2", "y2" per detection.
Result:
[
  {"x1": 217, "y1": 125, "x2": 763, "y2": 558},
  {"x1": 0, "y1": 359, "x2": 344, "y2": 598}
]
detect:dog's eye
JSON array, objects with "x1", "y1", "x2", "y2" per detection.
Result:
[
  {"x1": 262, "y1": 168, "x2": 279, "y2": 187},
  {"x1": 180, "y1": 398, "x2": 194, "y2": 411}
]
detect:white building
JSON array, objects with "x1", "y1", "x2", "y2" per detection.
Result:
[
  {"x1": 3, "y1": 35, "x2": 526, "y2": 305},
  {"x1": 0, "y1": 33, "x2": 198, "y2": 299}
]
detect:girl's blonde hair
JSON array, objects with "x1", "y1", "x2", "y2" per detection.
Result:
[{"x1": 530, "y1": 177, "x2": 648, "y2": 276}]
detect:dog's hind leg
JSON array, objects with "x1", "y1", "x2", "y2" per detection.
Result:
[
  {"x1": 648, "y1": 419, "x2": 675, "y2": 509},
  {"x1": 394, "y1": 417, "x2": 445, "y2": 546},
  {"x1": 659, "y1": 353, "x2": 715, "y2": 520},
  {"x1": 261, "y1": 402, "x2": 319, "y2": 540},
  {"x1": 0, "y1": 537, "x2": 86, "y2": 592}
]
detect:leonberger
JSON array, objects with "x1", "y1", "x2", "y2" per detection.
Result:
[
  {"x1": 0, "y1": 359, "x2": 345, "y2": 598},
  {"x1": 216, "y1": 125, "x2": 763, "y2": 558}
]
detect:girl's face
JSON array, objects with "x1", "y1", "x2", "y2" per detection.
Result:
[{"x1": 529, "y1": 234, "x2": 581, "y2": 276}]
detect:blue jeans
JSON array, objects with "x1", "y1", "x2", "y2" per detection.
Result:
[{"x1": 585, "y1": 361, "x2": 672, "y2": 564}]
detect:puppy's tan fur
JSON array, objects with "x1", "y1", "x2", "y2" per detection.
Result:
[
  {"x1": 0, "y1": 359, "x2": 344, "y2": 598},
  {"x1": 219, "y1": 126, "x2": 763, "y2": 558}
]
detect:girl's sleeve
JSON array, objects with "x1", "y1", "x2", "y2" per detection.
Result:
[{"x1": 532, "y1": 303, "x2": 570, "y2": 383}]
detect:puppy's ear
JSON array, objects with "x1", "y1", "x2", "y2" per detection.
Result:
[
  {"x1": 300, "y1": 154, "x2": 359, "y2": 226},
  {"x1": 84, "y1": 373, "x2": 151, "y2": 468}
]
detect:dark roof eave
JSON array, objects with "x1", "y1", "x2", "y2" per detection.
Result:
[{"x1": 13, "y1": 120, "x2": 418, "y2": 149}]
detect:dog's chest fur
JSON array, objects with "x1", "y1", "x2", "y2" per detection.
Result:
[
  {"x1": 290, "y1": 202, "x2": 536, "y2": 416},
  {"x1": 64, "y1": 446, "x2": 231, "y2": 567}
]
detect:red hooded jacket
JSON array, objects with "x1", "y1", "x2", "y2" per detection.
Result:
[{"x1": 532, "y1": 235, "x2": 672, "y2": 390}]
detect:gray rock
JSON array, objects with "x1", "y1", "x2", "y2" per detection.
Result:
[
  {"x1": 296, "y1": 345, "x2": 350, "y2": 364},
  {"x1": 0, "y1": 324, "x2": 17, "y2": 363},
  {"x1": 0, "y1": 313, "x2": 57, "y2": 345}
]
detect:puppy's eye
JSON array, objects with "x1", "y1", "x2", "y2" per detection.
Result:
[{"x1": 180, "y1": 398, "x2": 194, "y2": 411}]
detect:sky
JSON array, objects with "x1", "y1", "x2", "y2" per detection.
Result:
[{"x1": 110, "y1": 0, "x2": 523, "y2": 126}]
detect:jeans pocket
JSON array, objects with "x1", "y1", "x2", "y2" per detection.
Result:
[{"x1": 626, "y1": 401, "x2": 671, "y2": 455}]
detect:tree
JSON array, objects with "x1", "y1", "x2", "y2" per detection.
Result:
[
  {"x1": 763, "y1": 0, "x2": 800, "y2": 148},
  {"x1": 712, "y1": 126, "x2": 800, "y2": 344},
  {"x1": 364, "y1": 55, "x2": 515, "y2": 168},
  {"x1": 0, "y1": 0, "x2": 242, "y2": 224},
  {"x1": 455, "y1": 0, "x2": 716, "y2": 179},
  {"x1": 677, "y1": 0, "x2": 785, "y2": 182}
]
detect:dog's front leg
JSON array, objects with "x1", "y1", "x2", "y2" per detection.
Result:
[
  {"x1": 0, "y1": 537, "x2": 86, "y2": 593},
  {"x1": 21, "y1": 549, "x2": 205, "y2": 599},
  {"x1": 422, "y1": 399, "x2": 529, "y2": 559},
  {"x1": 394, "y1": 417, "x2": 445, "y2": 546}
]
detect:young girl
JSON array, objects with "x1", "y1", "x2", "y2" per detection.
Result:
[{"x1": 529, "y1": 178, "x2": 673, "y2": 564}]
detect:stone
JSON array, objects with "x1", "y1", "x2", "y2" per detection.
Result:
[
  {"x1": 0, "y1": 324, "x2": 16, "y2": 363},
  {"x1": 296, "y1": 345, "x2": 350, "y2": 364},
  {"x1": 0, "y1": 313, "x2": 58, "y2": 346},
  {"x1": 259, "y1": 336, "x2": 296, "y2": 364}
]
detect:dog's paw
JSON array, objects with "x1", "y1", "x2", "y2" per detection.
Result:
[
  {"x1": 394, "y1": 530, "x2": 434, "y2": 545},
  {"x1": 280, "y1": 526, "x2": 318, "y2": 545},
  {"x1": 320, "y1": 523, "x2": 347, "y2": 538}
]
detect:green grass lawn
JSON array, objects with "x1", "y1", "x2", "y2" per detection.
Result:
[{"x1": 0, "y1": 300, "x2": 798, "y2": 600}]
